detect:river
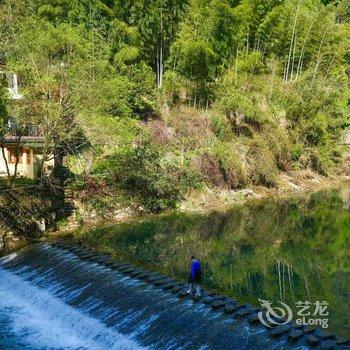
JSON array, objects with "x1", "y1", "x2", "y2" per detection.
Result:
[
  {"x1": 0, "y1": 186, "x2": 349, "y2": 349},
  {"x1": 77, "y1": 186, "x2": 350, "y2": 338}
]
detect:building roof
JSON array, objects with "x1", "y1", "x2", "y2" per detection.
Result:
[{"x1": 0, "y1": 136, "x2": 52, "y2": 149}]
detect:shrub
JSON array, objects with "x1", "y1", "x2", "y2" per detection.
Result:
[
  {"x1": 246, "y1": 137, "x2": 278, "y2": 187},
  {"x1": 214, "y1": 142, "x2": 248, "y2": 189},
  {"x1": 262, "y1": 125, "x2": 292, "y2": 171},
  {"x1": 192, "y1": 152, "x2": 225, "y2": 188},
  {"x1": 211, "y1": 114, "x2": 233, "y2": 141},
  {"x1": 162, "y1": 71, "x2": 186, "y2": 106},
  {"x1": 95, "y1": 139, "x2": 181, "y2": 212}
]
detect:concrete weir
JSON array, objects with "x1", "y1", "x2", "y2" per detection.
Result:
[{"x1": 0, "y1": 242, "x2": 349, "y2": 350}]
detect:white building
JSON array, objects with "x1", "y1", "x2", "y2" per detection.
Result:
[{"x1": 0, "y1": 137, "x2": 54, "y2": 180}]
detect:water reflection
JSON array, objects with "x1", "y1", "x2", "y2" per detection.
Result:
[{"x1": 77, "y1": 187, "x2": 350, "y2": 337}]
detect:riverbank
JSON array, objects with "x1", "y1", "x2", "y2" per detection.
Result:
[
  {"x1": 64, "y1": 170, "x2": 350, "y2": 229},
  {"x1": 180, "y1": 170, "x2": 350, "y2": 212}
]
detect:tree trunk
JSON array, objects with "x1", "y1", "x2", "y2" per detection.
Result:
[
  {"x1": 10, "y1": 133, "x2": 23, "y2": 188},
  {"x1": 156, "y1": 10, "x2": 164, "y2": 89},
  {"x1": 0, "y1": 142, "x2": 10, "y2": 179},
  {"x1": 285, "y1": 0, "x2": 302, "y2": 82}
]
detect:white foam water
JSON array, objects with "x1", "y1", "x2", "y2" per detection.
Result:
[{"x1": 0, "y1": 267, "x2": 147, "y2": 350}]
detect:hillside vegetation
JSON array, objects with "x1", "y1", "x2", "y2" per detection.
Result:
[{"x1": 0, "y1": 0, "x2": 349, "y2": 213}]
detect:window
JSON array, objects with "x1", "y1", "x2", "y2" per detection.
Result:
[
  {"x1": 7, "y1": 148, "x2": 17, "y2": 164},
  {"x1": 7, "y1": 147, "x2": 23, "y2": 164}
]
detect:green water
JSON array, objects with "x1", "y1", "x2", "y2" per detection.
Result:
[{"x1": 76, "y1": 187, "x2": 350, "y2": 337}]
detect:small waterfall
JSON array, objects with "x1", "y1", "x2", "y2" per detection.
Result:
[
  {"x1": 0, "y1": 244, "x2": 308, "y2": 350},
  {"x1": 7, "y1": 72, "x2": 22, "y2": 100}
]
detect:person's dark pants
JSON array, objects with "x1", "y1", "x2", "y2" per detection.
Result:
[{"x1": 188, "y1": 275, "x2": 201, "y2": 296}]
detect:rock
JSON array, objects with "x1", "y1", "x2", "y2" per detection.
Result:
[
  {"x1": 203, "y1": 295, "x2": 226, "y2": 305},
  {"x1": 78, "y1": 253, "x2": 94, "y2": 258},
  {"x1": 247, "y1": 314, "x2": 260, "y2": 324},
  {"x1": 162, "y1": 282, "x2": 177, "y2": 290},
  {"x1": 320, "y1": 340, "x2": 336, "y2": 350},
  {"x1": 234, "y1": 307, "x2": 252, "y2": 318},
  {"x1": 121, "y1": 267, "x2": 135, "y2": 274},
  {"x1": 85, "y1": 254, "x2": 100, "y2": 261},
  {"x1": 137, "y1": 272, "x2": 151, "y2": 280},
  {"x1": 288, "y1": 329, "x2": 304, "y2": 341},
  {"x1": 270, "y1": 325, "x2": 291, "y2": 337},
  {"x1": 192, "y1": 295, "x2": 202, "y2": 302},
  {"x1": 211, "y1": 300, "x2": 226, "y2": 310},
  {"x1": 110, "y1": 262, "x2": 126, "y2": 270},
  {"x1": 146, "y1": 274, "x2": 164, "y2": 283},
  {"x1": 303, "y1": 326, "x2": 317, "y2": 334},
  {"x1": 152, "y1": 277, "x2": 170, "y2": 286},
  {"x1": 118, "y1": 264, "x2": 133, "y2": 272},
  {"x1": 224, "y1": 303, "x2": 239, "y2": 314},
  {"x1": 171, "y1": 285, "x2": 182, "y2": 293},
  {"x1": 314, "y1": 329, "x2": 336, "y2": 340},
  {"x1": 307, "y1": 335, "x2": 320, "y2": 347},
  {"x1": 91, "y1": 256, "x2": 111, "y2": 264},
  {"x1": 337, "y1": 339, "x2": 350, "y2": 346},
  {"x1": 178, "y1": 289, "x2": 189, "y2": 298},
  {"x1": 203, "y1": 297, "x2": 213, "y2": 304},
  {"x1": 104, "y1": 260, "x2": 119, "y2": 267},
  {"x1": 235, "y1": 303, "x2": 250, "y2": 311},
  {"x1": 129, "y1": 269, "x2": 145, "y2": 277}
]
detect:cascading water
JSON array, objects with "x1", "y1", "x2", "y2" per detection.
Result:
[{"x1": 0, "y1": 244, "x2": 311, "y2": 349}]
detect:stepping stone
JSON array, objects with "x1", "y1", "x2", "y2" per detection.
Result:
[
  {"x1": 92, "y1": 256, "x2": 111, "y2": 264},
  {"x1": 321, "y1": 340, "x2": 336, "y2": 350},
  {"x1": 77, "y1": 252, "x2": 94, "y2": 258},
  {"x1": 288, "y1": 329, "x2": 304, "y2": 341},
  {"x1": 247, "y1": 314, "x2": 260, "y2": 324},
  {"x1": 120, "y1": 267, "x2": 135, "y2": 274},
  {"x1": 104, "y1": 259, "x2": 117, "y2": 266},
  {"x1": 66, "y1": 246, "x2": 78, "y2": 251},
  {"x1": 303, "y1": 326, "x2": 317, "y2": 334},
  {"x1": 211, "y1": 300, "x2": 226, "y2": 310},
  {"x1": 290, "y1": 323, "x2": 305, "y2": 331},
  {"x1": 102, "y1": 258, "x2": 115, "y2": 265},
  {"x1": 118, "y1": 265, "x2": 133, "y2": 272},
  {"x1": 146, "y1": 274, "x2": 164, "y2": 283},
  {"x1": 270, "y1": 325, "x2": 291, "y2": 337},
  {"x1": 235, "y1": 307, "x2": 252, "y2": 318},
  {"x1": 205, "y1": 295, "x2": 225, "y2": 304},
  {"x1": 224, "y1": 303, "x2": 239, "y2": 314},
  {"x1": 203, "y1": 297, "x2": 213, "y2": 304},
  {"x1": 224, "y1": 297, "x2": 237, "y2": 305},
  {"x1": 85, "y1": 255, "x2": 100, "y2": 260},
  {"x1": 235, "y1": 303, "x2": 250, "y2": 311},
  {"x1": 192, "y1": 295, "x2": 202, "y2": 302},
  {"x1": 110, "y1": 262, "x2": 125, "y2": 269},
  {"x1": 152, "y1": 278, "x2": 170, "y2": 286},
  {"x1": 162, "y1": 282, "x2": 177, "y2": 290},
  {"x1": 315, "y1": 330, "x2": 336, "y2": 340},
  {"x1": 129, "y1": 269, "x2": 145, "y2": 277},
  {"x1": 307, "y1": 335, "x2": 320, "y2": 347},
  {"x1": 171, "y1": 285, "x2": 182, "y2": 293},
  {"x1": 179, "y1": 289, "x2": 189, "y2": 298},
  {"x1": 115, "y1": 263, "x2": 132, "y2": 269},
  {"x1": 137, "y1": 272, "x2": 151, "y2": 280},
  {"x1": 337, "y1": 339, "x2": 350, "y2": 346}
]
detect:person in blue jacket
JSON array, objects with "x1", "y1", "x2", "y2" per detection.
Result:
[{"x1": 187, "y1": 256, "x2": 203, "y2": 297}]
